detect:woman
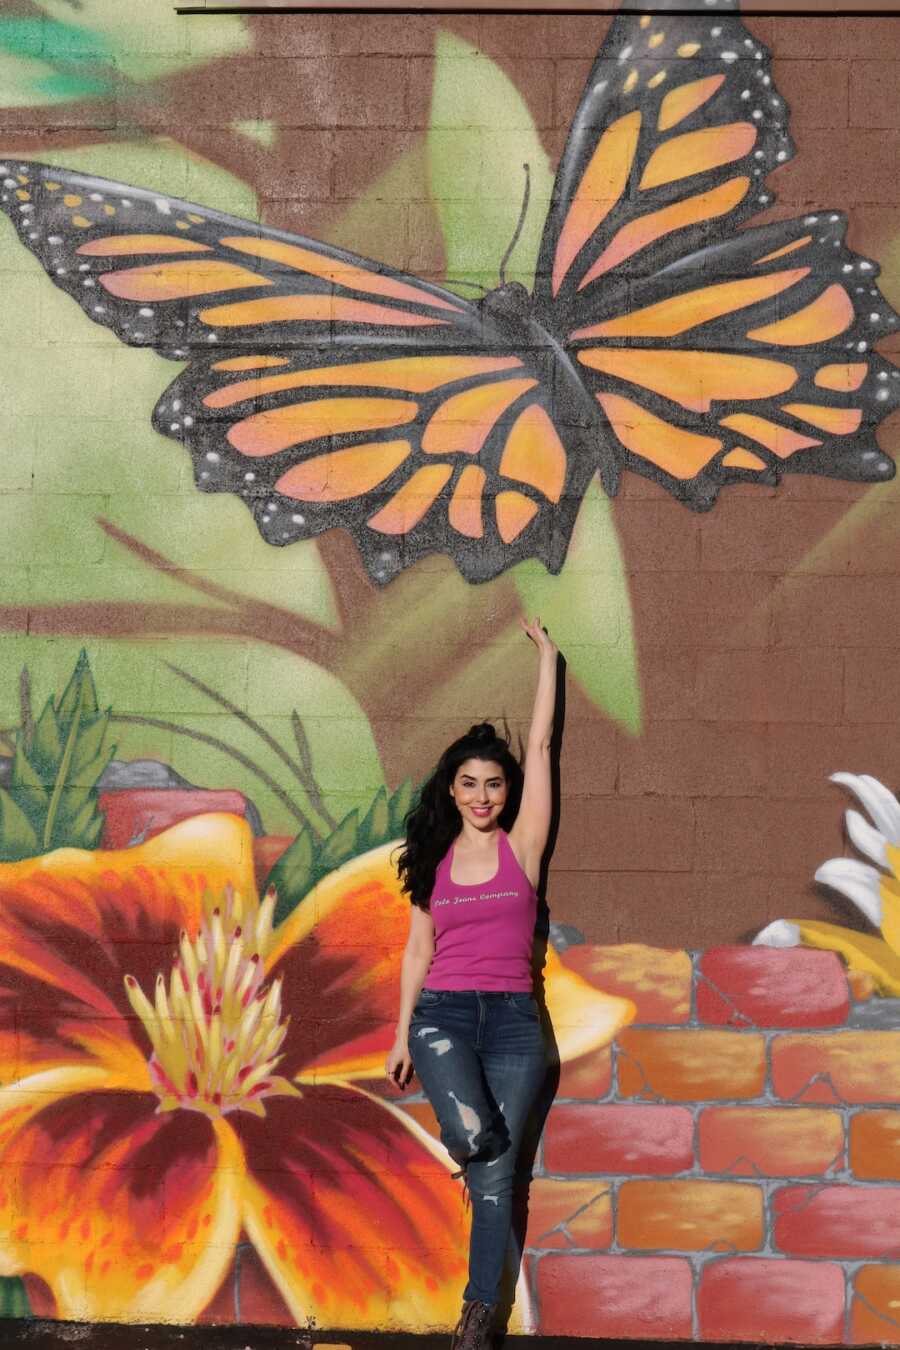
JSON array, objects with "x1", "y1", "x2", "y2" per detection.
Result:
[{"x1": 385, "y1": 615, "x2": 556, "y2": 1350}]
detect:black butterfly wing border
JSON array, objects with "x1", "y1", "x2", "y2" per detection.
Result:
[
  {"x1": 162, "y1": 343, "x2": 599, "y2": 586},
  {"x1": 0, "y1": 161, "x2": 595, "y2": 583},
  {"x1": 567, "y1": 215, "x2": 900, "y2": 509},
  {"x1": 0, "y1": 159, "x2": 480, "y2": 357},
  {"x1": 534, "y1": 0, "x2": 790, "y2": 325}
]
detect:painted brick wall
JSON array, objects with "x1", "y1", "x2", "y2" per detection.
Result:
[{"x1": 519, "y1": 944, "x2": 900, "y2": 1343}]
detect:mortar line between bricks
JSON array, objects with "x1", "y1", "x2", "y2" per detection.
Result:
[{"x1": 540, "y1": 1167, "x2": 896, "y2": 1185}]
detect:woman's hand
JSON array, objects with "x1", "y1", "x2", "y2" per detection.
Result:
[
  {"x1": 520, "y1": 614, "x2": 558, "y2": 660},
  {"x1": 385, "y1": 1036, "x2": 414, "y2": 1091}
]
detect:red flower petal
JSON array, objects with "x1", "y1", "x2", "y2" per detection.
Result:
[
  {"x1": 266, "y1": 844, "x2": 409, "y2": 1080},
  {"x1": 0, "y1": 1076, "x2": 244, "y2": 1321},
  {"x1": 0, "y1": 815, "x2": 258, "y2": 1083},
  {"x1": 236, "y1": 1084, "x2": 469, "y2": 1328}
]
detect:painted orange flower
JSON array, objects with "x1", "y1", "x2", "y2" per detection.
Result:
[{"x1": 0, "y1": 814, "x2": 632, "y2": 1328}]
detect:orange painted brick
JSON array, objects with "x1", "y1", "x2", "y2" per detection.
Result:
[
  {"x1": 617, "y1": 1179, "x2": 763, "y2": 1253},
  {"x1": 524, "y1": 1178, "x2": 612, "y2": 1251},
  {"x1": 851, "y1": 1111, "x2": 900, "y2": 1180},
  {"x1": 772, "y1": 1032, "x2": 900, "y2": 1104},
  {"x1": 852, "y1": 1265, "x2": 900, "y2": 1344},
  {"x1": 699, "y1": 1107, "x2": 844, "y2": 1178},
  {"x1": 556, "y1": 1045, "x2": 611, "y2": 1100},
  {"x1": 618, "y1": 1029, "x2": 765, "y2": 1101},
  {"x1": 562, "y1": 944, "x2": 692, "y2": 1024},
  {"x1": 700, "y1": 1257, "x2": 845, "y2": 1344}
]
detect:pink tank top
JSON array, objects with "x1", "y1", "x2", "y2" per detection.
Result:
[{"x1": 425, "y1": 829, "x2": 537, "y2": 992}]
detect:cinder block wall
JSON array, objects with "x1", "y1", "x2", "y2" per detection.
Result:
[{"x1": 1, "y1": 1, "x2": 900, "y2": 1340}]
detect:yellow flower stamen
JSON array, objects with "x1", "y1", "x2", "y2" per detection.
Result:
[{"x1": 124, "y1": 885, "x2": 300, "y2": 1119}]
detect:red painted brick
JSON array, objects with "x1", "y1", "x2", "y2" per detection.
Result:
[
  {"x1": 698, "y1": 1257, "x2": 846, "y2": 1344},
  {"x1": 697, "y1": 947, "x2": 850, "y2": 1029},
  {"x1": 699, "y1": 1107, "x2": 844, "y2": 1178},
  {"x1": 772, "y1": 1032, "x2": 900, "y2": 1104},
  {"x1": 536, "y1": 1254, "x2": 693, "y2": 1338},
  {"x1": 774, "y1": 1184, "x2": 900, "y2": 1258},
  {"x1": 544, "y1": 1105, "x2": 693, "y2": 1176},
  {"x1": 98, "y1": 789, "x2": 251, "y2": 849}
]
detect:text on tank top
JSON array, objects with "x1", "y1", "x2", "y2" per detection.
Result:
[{"x1": 424, "y1": 829, "x2": 537, "y2": 992}]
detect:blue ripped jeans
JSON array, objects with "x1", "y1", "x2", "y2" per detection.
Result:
[{"x1": 408, "y1": 989, "x2": 547, "y2": 1306}]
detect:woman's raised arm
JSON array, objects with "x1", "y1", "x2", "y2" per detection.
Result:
[{"x1": 509, "y1": 615, "x2": 558, "y2": 886}]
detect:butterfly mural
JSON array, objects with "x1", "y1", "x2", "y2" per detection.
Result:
[{"x1": 1, "y1": 0, "x2": 898, "y2": 587}]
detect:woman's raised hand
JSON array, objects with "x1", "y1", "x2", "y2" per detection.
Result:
[{"x1": 519, "y1": 614, "x2": 558, "y2": 660}]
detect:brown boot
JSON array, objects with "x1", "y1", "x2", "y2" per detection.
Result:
[{"x1": 450, "y1": 1299, "x2": 495, "y2": 1350}]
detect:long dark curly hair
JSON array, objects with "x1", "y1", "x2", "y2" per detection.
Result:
[{"x1": 394, "y1": 722, "x2": 524, "y2": 910}]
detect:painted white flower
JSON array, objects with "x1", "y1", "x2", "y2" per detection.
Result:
[
  {"x1": 755, "y1": 773, "x2": 900, "y2": 994},
  {"x1": 814, "y1": 772, "x2": 900, "y2": 925}
]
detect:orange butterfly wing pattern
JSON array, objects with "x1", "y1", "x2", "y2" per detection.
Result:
[
  {"x1": 0, "y1": 165, "x2": 595, "y2": 583},
  {"x1": 536, "y1": 0, "x2": 899, "y2": 505},
  {"x1": 0, "y1": 0, "x2": 898, "y2": 584}
]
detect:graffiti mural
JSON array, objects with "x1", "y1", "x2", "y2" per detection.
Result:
[
  {"x1": 1, "y1": 1, "x2": 897, "y2": 586},
  {"x1": 0, "y1": 0, "x2": 900, "y2": 1339}
]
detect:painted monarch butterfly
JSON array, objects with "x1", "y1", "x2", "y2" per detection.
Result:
[{"x1": 0, "y1": 0, "x2": 897, "y2": 586}]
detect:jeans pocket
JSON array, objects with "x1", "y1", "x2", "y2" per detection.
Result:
[
  {"x1": 507, "y1": 992, "x2": 539, "y2": 1019},
  {"x1": 415, "y1": 988, "x2": 445, "y2": 1008}
]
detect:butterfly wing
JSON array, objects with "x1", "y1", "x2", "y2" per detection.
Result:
[
  {"x1": 0, "y1": 160, "x2": 584, "y2": 584},
  {"x1": 160, "y1": 343, "x2": 591, "y2": 584},
  {"x1": 535, "y1": 0, "x2": 899, "y2": 502},
  {"x1": 0, "y1": 160, "x2": 475, "y2": 353}
]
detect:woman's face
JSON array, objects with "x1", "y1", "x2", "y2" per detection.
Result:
[{"x1": 449, "y1": 758, "x2": 508, "y2": 831}]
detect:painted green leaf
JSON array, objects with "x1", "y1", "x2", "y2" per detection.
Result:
[
  {"x1": 0, "y1": 1276, "x2": 31, "y2": 1318},
  {"x1": 428, "y1": 31, "x2": 554, "y2": 293},
  {"x1": 318, "y1": 810, "x2": 361, "y2": 876},
  {"x1": 513, "y1": 480, "x2": 642, "y2": 735},
  {"x1": 0, "y1": 789, "x2": 39, "y2": 862},
  {"x1": 428, "y1": 36, "x2": 641, "y2": 731},
  {"x1": 0, "y1": 652, "x2": 114, "y2": 859},
  {"x1": 270, "y1": 829, "x2": 316, "y2": 927},
  {"x1": 389, "y1": 779, "x2": 416, "y2": 836},
  {"x1": 31, "y1": 0, "x2": 250, "y2": 86},
  {"x1": 358, "y1": 786, "x2": 390, "y2": 851}
]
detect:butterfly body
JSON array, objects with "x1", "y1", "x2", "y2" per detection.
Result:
[{"x1": 1, "y1": 0, "x2": 898, "y2": 584}]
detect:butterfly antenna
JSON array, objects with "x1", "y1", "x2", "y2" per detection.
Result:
[
  {"x1": 442, "y1": 278, "x2": 489, "y2": 296},
  {"x1": 499, "y1": 163, "x2": 531, "y2": 286}
]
